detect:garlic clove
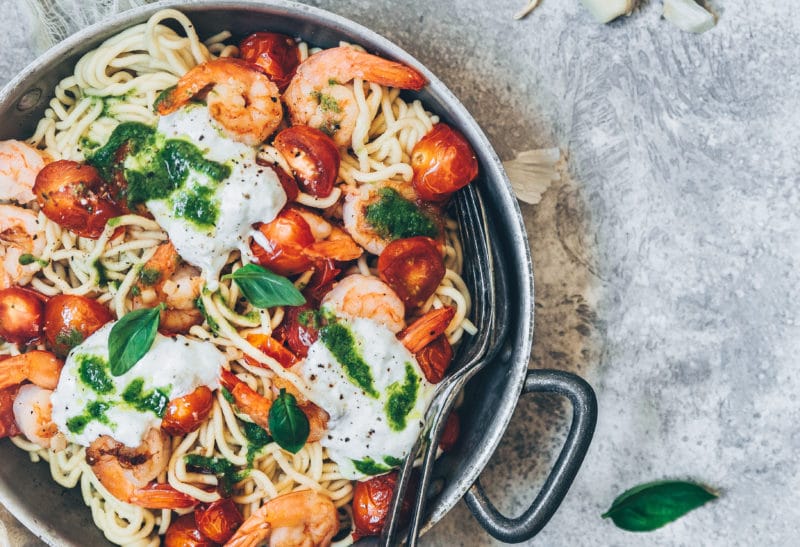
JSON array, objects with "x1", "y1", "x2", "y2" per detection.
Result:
[
  {"x1": 663, "y1": 0, "x2": 716, "y2": 33},
  {"x1": 579, "y1": 0, "x2": 636, "y2": 24}
]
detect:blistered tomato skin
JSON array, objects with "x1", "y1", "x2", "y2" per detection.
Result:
[
  {"x1": 377, "y1": 236, "x2": 445, "y2": 309},
  {"x1": 250, "y1": 208, "x2": 315, "y2": 276},
  {"x1": 273, "y1": 126, "x2": 340, "y2": 198},
  {"x1": 278, "y1": 304, "x2": 320, "y2": 359},
  {"x1": 0, "y1": 287, "x2": 46, "y2": 346},
  {"x1": 194, "y1": 498, "x2": 244, "y2": 543},
  {"x1": 439, "y1": 411, "x2": 460, "y2": 451},
  {"x1": 161, "y1": 386, "x2": 214, "y2": 436},
  {"x1": 352, "y1": 472, "x2": 416, "y2": 538},
  {"x1": 414, "y1": 333, "x2": 453, "y2": 384},
  {"x1": 33, "y1": 160, "x2": 123, "y2": 238},
  {"x1": 411, "y1": 123, "x2": 479, "y2": 202},
  {"x1": 164, "y1": 513, "x2": 215, "y2": 547},
  {"x1": 239, "y1": 32, "x2": 301, "y2": 91},
  {"x1": 43, "y1": 294, "x2": 113, "y2": 357}
]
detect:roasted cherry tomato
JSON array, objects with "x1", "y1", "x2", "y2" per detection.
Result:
[
  {"x1": 377, "y1": 237, "x2": 445, "y2": 309},
  {"x1": 161, "y1": 386, "x2": 214, "y2": 436},
  {"x1": 352, "y1": 471, "x2": 416, "y2": 539},
  {"x1": 245, "y1": 333, "x2": 299, "y2": 368},
  {"x1": 251, "y1": 208, "x2": 315, "y2": 276},
  {"x1": 411, "y1": 123, "x2": 478, "y2": 202},
  {"x1": 0, "y1": 287, "x2": 45, "y2": 345},
  {"x1": 164, "y1": 513, "x2": 215, "y2": 547},
  {"x1": 303, "y1": 259, "x2": 341, "y2": 307},
  {"x1": 276, "y1": 304, "x2": 319, "y2": 359},
  {"x1": 195, "y1": 498, "x2": 244, "y2": 543},
  {"x1": 273, "y1": 126, "x2": 340, "y2": 198},
  {"x1": 239, "y1": 32, "x2": 301, "y2": 91},
  {"x1": 414, "y1": 334, "x2": 453, "y2": 384},
  {"x1": 439, "y1": 411, "x2": 460, "y2": 452},
  {"x1": 0, "y1": 383, "x2": 21, "y2": 439},
  {"x1": 43, "y1": 294, "x2": 113, "y2": 357},
  {"x1": 33, "y1": 160, "x2": 123, "y2": 238}
]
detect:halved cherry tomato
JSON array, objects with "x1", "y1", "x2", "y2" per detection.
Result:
[
  {"x1": 195, "y1": 498, "x2": 244, "y2": 543},
  {"x1": 439, "y1": 411, "x2": 460, "y2": 451},
  {"x1": 276, "y1": 304, "x2": 319, "y2": 359},
  {"x1": 239, "y1": 32, "x2": 301, "y2": 92},
  {"x1": 352, "y1": 471, "x2": 417, "y2": 539},
  {"x1": 0, "y1": 384, "x2": 21, "y2": 439},
  {"x1": 415, "y1": 333, "x2": 453, "y2": 384},
  {"x1": 251, "y1": 208, "x2": 315, "y2": 276},
  {"x1": 0, "y1": 287, "x2": 45, "y2": 345},
  {"x1": 33, "y1": 160, "x2": 123, "y2": 238},
  {"x1": 273, "y1": 126, "x2": 340, "y2": 198},
  {"x1": 43, "y1": 294, "x2": 113, "y2": 357},
  {"x1": 256, "y1": 159, "x2": 300, "y2": 202},
  {"x1": 161, "y1": 386, "x2": 214, "y2": 436},
  {"x1": 303, "y1": 259, "x2": 340, "y2": 306},
  {"x1": 245, "y1": 333, "x2": 298, "y2": 368},
  {"x1": 164, "y1": 513, "x2": 214, "y2": 547},
  {"x1": 411, "y1": 123, "x2": 478, "y2": 202},
  {"x1": 377, "y1": 237, "x2": 445, "y2": 309}
]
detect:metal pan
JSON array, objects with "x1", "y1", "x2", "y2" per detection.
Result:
[{"x1": 0, "y1": 1, "x2": 597, "y2": 543}]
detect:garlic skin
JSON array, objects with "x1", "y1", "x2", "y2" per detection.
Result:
[
  {"x1": 663, "y1": 0, "x2": 716, "y2": 33},
  {"x1": 579, "y1": 0, "x2": 636, "y2": 24}
]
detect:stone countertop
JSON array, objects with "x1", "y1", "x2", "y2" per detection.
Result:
[{"x1": 1, "y1": 0, "x2": 798, "y2": 545}]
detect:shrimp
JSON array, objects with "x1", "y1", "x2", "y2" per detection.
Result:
[
  {"x1": 294, "y1": 208, "x2": 362, "y2": 262},
  {"x1": 284, "y1": 46, "x2": 426, "y2": 147},
  {"x1": 341, "y1": 181, "x2": 417, "y2": 256},
  {"x1": 86, "y1": 428, "x2": 197, "y2": 509},
  {"x1": 133, "y1": 241, "x2": 204, "y2": 334},
  {"x1": 398, "y1": 306, "x2": 456, "y2": 353},
  {"x1": 321, "y1": 274, "x2": 405, "y2": 333},
  {"x1": 221, "y1": 369, "x2": 327, "y2": 443},
  {"x1": 225, "y1": 490, "x2": 338, "y2": 547},
  {"x1": 157, "y1": 58, "x2": 283, "y2": 146},
  {"x1": 0, "y1": 204, "x2": 46, "y2": 289},
  {"x1": 0, "y1": 350, "x2": 63, "y2": 391},
  {"x1": 0, "y1": 140, "x2": 48, "y2": 204},
  {"x1": 12, "y1": 384, "x2": 65, "y2": 450}
]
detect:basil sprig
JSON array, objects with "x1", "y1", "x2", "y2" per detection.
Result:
[
  {"x1": 268, "y1": 388, "x2": 309, "y2": 454},
  {"x1": 222, "y1": 264, "x2": 305, "y2": 308},
  {"x1": 602, "y1": 480, "x2": 717, "y2": 532},
  {"x1": 109, "y1": 304, "x2": 164, "y2": 376}
]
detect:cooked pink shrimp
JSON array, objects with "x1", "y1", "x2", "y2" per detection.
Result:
[
  {"x1": 321, "y1": 274, "x2": 405, "y2": 333},
  {"x1": 341, "y1": 181, "x2": 417, "y2": 255},
  {"x1": 86, "y1": 428, "x2": 197, "y2": 509},
  {"x1": 12, "y1": 384, "x2": 64, "y2": 449},
  {"x1": 0, "y1": 204, "x2": 46, "y2": 289},
  {"x1": 157, "y1": 58, "x2": 283, "y2": 146},
  {"x1": 225, "y1": 490, "x2": 338, "y2": 547},
  {"x1": 0, "y1": 350, "x2": 63, "y2": 391},
  {"x1": 0, "y1": 140, "x2": 49, "y2": 204},
  {"x1": 284, "y1": 46, "x2": 426, "y2": 147}
]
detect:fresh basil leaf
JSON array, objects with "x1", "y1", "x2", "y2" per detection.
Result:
[
  {"x1": 268, "y1": 388, "x2": 309, "y2": 454},
  {"x1": 108, "y1": 304, "x2": 163, "y2": 376},
  {"x1": 602, "y1": 480, "x2": 717, "y2": 532},
  {"x1": 223, "y1": 263, "x2": 305, "y2": 308}
]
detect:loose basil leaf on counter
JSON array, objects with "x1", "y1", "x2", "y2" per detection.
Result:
[
  {"x1": 268, "y1": 388, "x2": 309, "y2": 454},
  {"x1": 222, "y1": 264, "x2": 305, "y2": 308},
  {"x1": 602, "y1": 480, "x2": 718, "y2": 532},
  {"x1": 108, "y1": 304, "x2": 164, "y2": 376}
]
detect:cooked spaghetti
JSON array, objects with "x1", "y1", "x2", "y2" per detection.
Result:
[{"x1": 0, "y1": 8, "x2": 479, "y2": 546}]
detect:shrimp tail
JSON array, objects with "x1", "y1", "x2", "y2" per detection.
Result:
[
  {"x1": 303, "y1": 238, "x2": 363, "y2": 262},
  {"x1": 220, "y1": 369, "x2": 272, "y2": 431},
  {"x1": 0, "y1": 351, "x2": 63, "y2": 390},
  {"x1": 398, "y1": 306, "x2": 456, "y2": 353},
  {"x1": 129, "y1": 483, "x2": 199, "y2": 509}
]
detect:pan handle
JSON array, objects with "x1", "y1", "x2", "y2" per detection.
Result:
[{"x1": 464, "y1": 369, "x2": 597, "y2": 543}]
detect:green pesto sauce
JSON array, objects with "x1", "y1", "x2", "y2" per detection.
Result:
[
  {"x1": 320, "y1": 323, "x2": 378, "y2": 398},
  {"x1": 184, "y1": 454, "x2": 248, "y2": 496},
  {"x1": 66, "y1": 401, "x2": 112, "y2": 434},
  {"x1": 364, "y1": 187, "x2": 439, "y2": 240},
  {"x1": 77, "y1": 354, "x2": 114, "y2": 394},
  {"x1": 196, "y1": 296, "x2": 221, "y2": 335},
  {"x1": 383, "y1": 455, "x2": 404, "y2": 467},
  {"x1": 352, "y1": 456, "x2": 392, "y2": 476},
  {"x1": 220, "y1": 386, "x2": 235, "y2": 404},
  {"x1": 312, "y1": 91, "x2": 342, "y2": 113},
  {"x1": 138, "y1": 267, "x2": 161, "y2": 286},
  {"x1": 122, "y1": 378, "x2": 170, "y2": 417},
  {"x1": 55, "y1": 328, "x2": 84, "y2": 352},
  {"x1": 242, "y1": 421, "x2": 272, "y2": 464},
  {"x1": 88, "y1": 121, "x2": 230, "y2": 227},
  {"x1": 93, "y1": 259, "x2": 108, "y2": 286},
  {"x1": 384, "y1": 362, "x2": 420, "y2": 431}
]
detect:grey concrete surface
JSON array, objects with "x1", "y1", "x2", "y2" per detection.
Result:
[{"x1": 1, "y1": 0, "x2": 798, "y2": 545}]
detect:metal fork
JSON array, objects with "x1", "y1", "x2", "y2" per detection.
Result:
[{"x1": 379, "y1": 183, "x2": 507, "y2": 546}]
